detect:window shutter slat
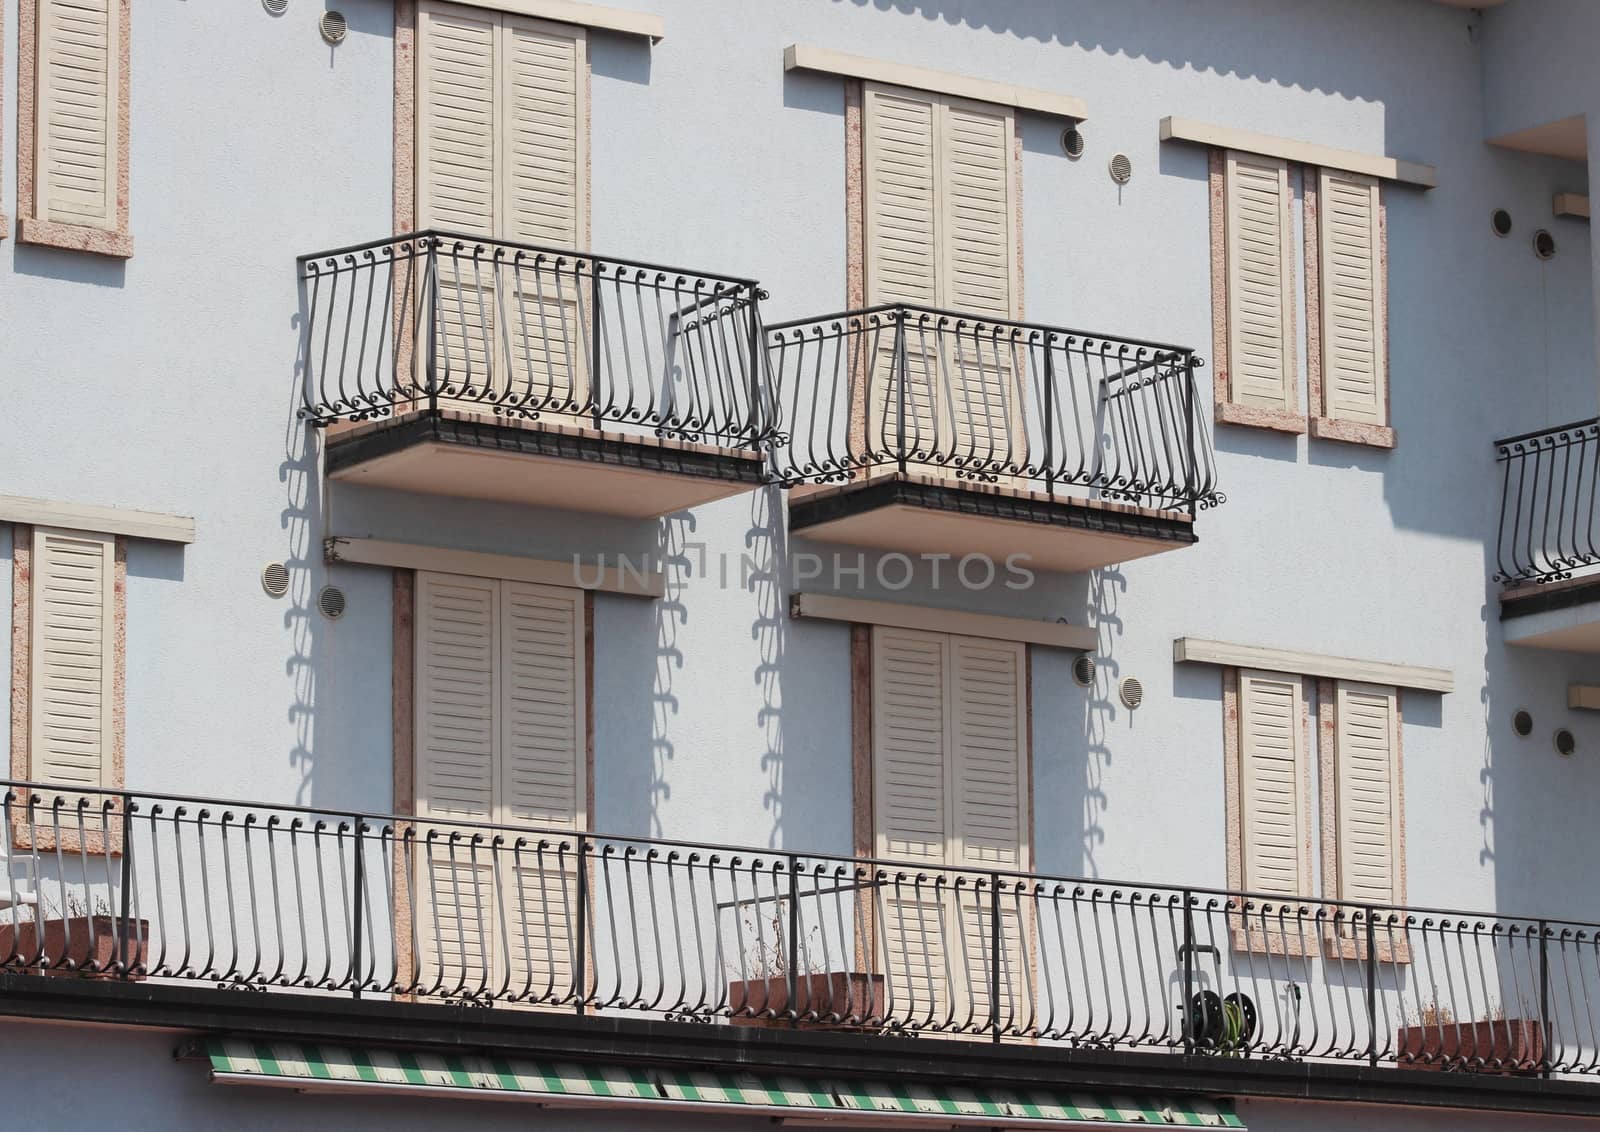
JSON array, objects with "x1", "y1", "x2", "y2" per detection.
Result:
[
  {"x1": 1334, "y1": 681, "x2": 1400, "y2": 907},
  {"x1": 30, "y1": 528, "x2": 115, "y2": 788},
  {"x1": 1319, "y1": 170, "x2": 1386, "y2": 424},
  {"x1": 1238, "y1": 669, "x2": 1308, "y2": 898},
  {"x1": 37, "y1": 0, "x2": 119, "y2": 229},
  {"x1": 1225, "y1": 151, "x2": 1295, "y2": 411}
]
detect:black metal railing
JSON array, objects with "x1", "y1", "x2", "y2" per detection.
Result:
[
  {"x1": 298, "y1": 231, "x2": 772, "y2": 448},
  {"x1": 3, "y1": 780, "x2": 1587, "y2": 1075},
  {"x1": 766, "y1": 304, "x2": 1224, "y2": 515},
  {"x1": 1495, "y1": 417, "x2": 1600, "y2": 585}
]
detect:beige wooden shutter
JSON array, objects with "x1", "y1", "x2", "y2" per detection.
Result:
[
  {"x1": 29, "y1": 528, "x2": 115, "y2": 789},
  {"x1": 414, "y1": 571, "x2": 500, "y2": 994},
  {"x1": 1237, "y1": 669, "x2": 1309, "y2": 898},
  {"x1": 1318, "y1": 169, "x2": 1386, "y2": 424},
  {"x1": 1224, "y1": 151, "x2": 1296, "y2": 411},
  {"x1": 948, "y1": 635, "x2": 1027, "y2": 1031},
  {"x1": 416, "y1": 2, "x2": 499, "y2": 236},
  {"x1": 938, "y1": 99, "x2": 1016, "y2": 320},
  {"x1": 864, "y1": 85, "x2": 939, "y2": 308},
  {"x1": 35, "y1": 0, "x2": 120, "y2": 230},
  {"x1": 1333, "y1": 681, "x2": 1401, "y2": 907},
  {"x1": 500, "y1": 17, "x2": 584, "y2": 248},
  {"x1": 498, "y1": 580, "x2": 584, "y2": 1001},
  {"x1": 872, "y1": 626, "x2": 949, "y2": 1026}
]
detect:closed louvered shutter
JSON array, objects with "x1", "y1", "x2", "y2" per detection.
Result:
[
  {"x1": 1237, "y1": 669, "x2": 1309, "y2": 899},
  {"x1": 29, "y1": 528, "x2": 115, "y2": 789},
  {"x1": 1333, "y1": 681, "x2": 1400, "y2": 907},
  {"x1": 414, "y1": 571, "x2": 500, "y2": 996},
  {"x1": 1224, "y1": 151, "x2": 1296, "y2": 411},
  {"x1": 949, "y1": 635, "x2": 1027, "y2": 1030},
  {"x1": 35, "y1": 0, "x2": 120, "y2": 230},
  {"x1": 498, "y1": 581, "x2": 584, "y2": 1001},
  {"x1": 1318, "y1": 169, "x2": 1386, "y2": 424}
]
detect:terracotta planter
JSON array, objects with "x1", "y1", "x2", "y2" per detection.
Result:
[
  {"x1": 0, "y1": 916, "x2": 149, "y2": 978},
  {"x1": 728, "y1": 971, "x2": 885, "y2": 1030},
  {"x1": 1396, "y1": 1018, "x2": 1545, "y2": 1074}
]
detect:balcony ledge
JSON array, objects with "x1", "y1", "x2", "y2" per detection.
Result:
[
  {"x1": 325, "y1": 409, "x2": 765, "y2": 518},
  {"x1": 788, "y1": 473, "x2": 1197, "y2": 573}
]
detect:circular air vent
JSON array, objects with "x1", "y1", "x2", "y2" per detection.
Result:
[
  {"x1": 1491, "y1": 208, "x2": 1513, "y2": 237},
  {"x1": 1072, "y1": 654, "x2": 1096, "y2": 687},
  {"x1": 1555, "y1": 728, "x2": 1577, "y2": 757},
  {"x1": 1061, "y1": 126, "x2": 1086, "y2": 160},
  {"x1": 262, "y1": 0, "x2": 288, "y2": 15},
  {"x1": 1512, "y1": 709, "x2": 1533, "y2": 737},
  {"x1": 318, "y1": 585, "x2": 347, "y2": 620},
  {"x1": 1108, "y1": 153, "x2": 1133, "y2": 185},
  {"x1": 320, "y1": 10, "x2": 348, "y2": 44},
  {"x1": 1533, "y1": 229, "x2": 1556, "y2": 260},
  {"x1": 1118, "y1": 675, "x2": 1144, "y2": 710},
  {"x1": 261, "y1": 562, "x2": 290, "y2": 598}
]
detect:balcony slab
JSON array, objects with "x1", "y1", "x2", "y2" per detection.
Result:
[
  {"x1": 788, "y1": 473, "x2": 1196, "y2": 573},
  {"x1": 325, "y1": 409, "x2": 765, "y2": 518},
  {"x1": 1501, "y1": 574, "x2": 1600, "y2": 651}
]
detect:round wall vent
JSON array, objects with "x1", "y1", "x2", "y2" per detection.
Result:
[
  {"x1": 261, "y1": 562, "x2": 291, "y2": 598},
  {"x1": 318, "y1": 585, "x2": 347, "y2": 620},
  {"x1": 1071, "y1": 654, "x2": 1096, "y2": 687},
  {"x1": 1118, "y1": 675, "x2": 1144, "y2": 710},
  {"x1": 1108, "y1": 153, "x2": 1133, "y2": 185},
  {"x1": 1512, "y1": 709, "x2": 1533, "y2": 737},
  {"x1": 1555, "y1": 727, "x2": 1577, "y2": 757},
  {"x1": 320, "y1": 10, "x2": 348, "y2": 44},
  {"x1": 1061, "y1": 126, "x2": 1086, "y2": 160},
  {"x1": 262, "y1": 0, "x2": 288, "y2": 14},
  {"x1": 1533, "y1": 229, "x2": 1556, "y2": 260},
  {"x1": 1491, "y1": 208, "x2": 1513, "y2": 237}
]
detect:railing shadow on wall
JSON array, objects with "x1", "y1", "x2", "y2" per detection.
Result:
[
  {"x1": 1494, "y1": 418, "x2": 1600, "y2": 587},
  {"x1": 765, "y1": 304, "x2": 1225, "y2": 517},
  {"x1": 0, "y1": 780, "x2": 1586, "y2": 1079}
]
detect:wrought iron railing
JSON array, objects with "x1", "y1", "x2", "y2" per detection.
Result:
[
  {"x1": 766, "y1": 304, "x2": 1224, "y2": 515},
  {"x1": 1495, "y1": 417, "x2": 1600, "y2": 585},
  {"x1": 1, "y1": 780, "x2": 1586, "y2": 1075},
  {"x1": 298, "y1": 231, "x2": 772, "y2": 448}
]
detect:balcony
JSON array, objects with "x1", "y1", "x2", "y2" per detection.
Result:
[
  {"x1": 766, "y1": 305, "x2": 1224, "y2": 573},
  {"x1": 6, "y1": 779, "x2": 1600, "y2": 1115},
  {"x1": 298, "y1": 233, "x2": 770, "y2": 518},
  {"x1": 1493, "y1": 418, "x2": 1600, "y2": 649}
]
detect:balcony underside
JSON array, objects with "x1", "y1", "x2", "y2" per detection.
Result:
[
  {"x1": 788, "y1": 474, "x2": 1196, "y2": 572},
  {"x1": 324, "y1": 410, "x2": 765, "y2": 518},
  {"x1": 1501, "y1": 574, "x2": 1600, "y2": 651}
]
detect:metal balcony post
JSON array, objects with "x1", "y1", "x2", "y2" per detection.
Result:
[
  {"x1": 894, "y1": 312, "x2": 908, "y2": 476},
  {"x1": 1540, "y1": 918, "x2": 1551, "y2": 1077},
  {"x1": 425, "y1": 241, "x2": 440, "y2": 413},
  {"x1": 990, "y1": 872, "x2": 1002, "y2": 1043},
  {"x1": 591, "y1": 264, "x2": 605, "y2": 433},
  {"x1": 575, "y1": 833, "x2": 589, "y2": 1015},
  {"x1": 787, "y1": 854, "x2": 800, "y2": 1029},
  {"x1": 747, "y1": 289, "x2": 764, "y2": 451},
  {"x1": 350, "y1": 818, "x2": 365, "y2": 999},
  {"x1": 116, "y1": 793, "x2": 134, "y2": 977},
  {"x1": 1043, "y1": 337, "x2": 1056, "y2": 499},
  {"x1": 1184, "y1": 357, "x2": 1199, "y2": 519},
  {"x1": 1365, "y1": 908, "x2": 1377, "y2": 1067},
  {"x1": 1181, "y1": 890, "x2": 1195, "y2": 1055}
]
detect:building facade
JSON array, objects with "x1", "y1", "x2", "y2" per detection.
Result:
[{"x1": 2, "y1": 0, "x2": 1600, "y2": 1127}]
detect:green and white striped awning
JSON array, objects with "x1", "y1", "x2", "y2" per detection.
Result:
[{"x1": 198, "y1": 1038, "x2": 1243, "y2": 1128}]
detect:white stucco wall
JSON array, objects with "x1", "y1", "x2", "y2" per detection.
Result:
[{"x1": 1, "y1": 0, "x2": 1599, "y2": 1123}]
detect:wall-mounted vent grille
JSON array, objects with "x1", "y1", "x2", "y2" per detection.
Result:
[
  {"x1": 320, "y1": 10, "x2": 347, "y2": 44},
  {"x1": 262, "y1": 0, "x2": 288, "y2": 15},
  {"x1": 318, "y1": 585, "x2": 347, "y2": 620},
  {"x1": 1555, "y1": 727, "x2": 1577, "y2": 757},
  {"x1": 1512, "y1": 708, "x2": 1533, "y2": 737},
  {"x1": 1108, "y1": 153, "x2": 1133, "y2": 185},
  {"x1": 1491, "y1": 208, "x2": 1513, "y2": 237},
  {"x1": 1072, "y1": 654, "x2": 1096, "y2": 687},
  {"x1": 1061, "y1": 126, "x2": 1086, "y2": 160},
  {"x1": 261, "y1": 563, "x2": 290, "y2": 598},
  {"x1": 1118, "y1": 675, "x2": 1144, "y2": 710},
  {"x1": 1534, "y1": 229, "x2": 1556, "y2": 260}
]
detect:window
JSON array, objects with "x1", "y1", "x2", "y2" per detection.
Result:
[
  {"x1": 9, "y1": 525, "x2": 125, "y2": 853},
  {"x1": 871, "y1": 626, "x2": 1028, "y2": 1026},
  {"x1": 1225, "y1": 670, "x2": 1405, "y2": 959},
  {"x1": 413, "y1": 571, "x2": 586, "y2": 996},
  {"x1": 1310, "y1": 169, "x2": 1393, "y2": 446},
  {"x1": 19, "y1": 0, "x2": 132, "y2": 257}
]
